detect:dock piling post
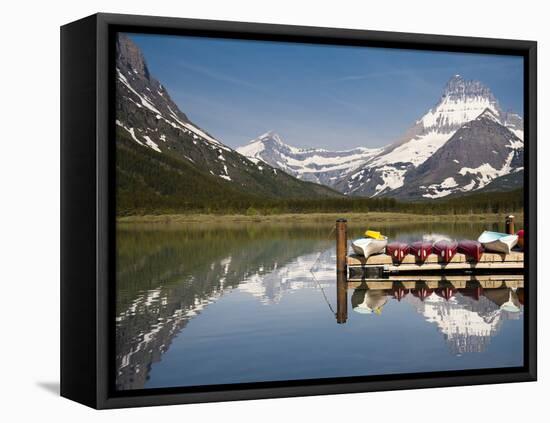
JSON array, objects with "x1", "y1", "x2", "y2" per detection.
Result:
[
  {"x1": 335, "y1": 218, "x2": 348, "y2": 324},
  {"x1": 336, "y1": 218, "x2": 348, "y2": 274},
  {"x1": 336, "y1": 271, "x2": 348, "y2": 324},
  {"x1": 505, "y1": 215, "x2": 515, "y2": 235}
]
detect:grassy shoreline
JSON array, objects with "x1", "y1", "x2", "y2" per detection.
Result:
[{"x1": 117, "y1": 211, "x2": 523, "y2": 225}]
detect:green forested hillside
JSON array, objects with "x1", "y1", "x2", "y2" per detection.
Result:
[
  {"x1": 116, "y1": 129, "x2": 342, "y2": 215},
  {"x1": 225, "y1": 188, "x2": 523, "y2": 216}
]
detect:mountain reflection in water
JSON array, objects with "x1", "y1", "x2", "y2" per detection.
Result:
[
  {"x1": 351, "y1": 286, "x2": 523, "y2": 355},
  {"x1": 116, "y1": 221, "x2": 524, "y2": 390}
]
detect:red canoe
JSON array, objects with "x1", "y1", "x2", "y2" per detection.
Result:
[
  {"x1": 433, "y1": 240, "x2": 458, "y2": 263},
  {"x1": 411, "y1": 241, "x2": 433, "y2": 263},
  {"x1": 386, "y1": 242, "x2": 410, "y2": 264},
  {"x1": 458, "y1": 240, "x2": 484, "y2": 262},
  {"x1": 517, "y1": 229, "x2": 524, "y2": 250}
]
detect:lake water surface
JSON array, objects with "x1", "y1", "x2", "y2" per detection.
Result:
[{"x1": 115, "y1": 219, "x2": 524, "y2": 390}]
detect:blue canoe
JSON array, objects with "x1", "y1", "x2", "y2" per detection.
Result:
[{"x1": 477, "y1": 231, "x2": 518, "y2": 254}]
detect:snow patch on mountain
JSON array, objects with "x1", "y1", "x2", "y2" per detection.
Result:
[
  {"x1": 143, "y1": 135, "x2": 161, "y2": 152},
  {"x1": 457, "y1": 152, "x2": 514, "y2": 190},
  {"x1": 419, "y1": 93, "x2": 500, "y2": 129},
  {"x1": 423, "y1": 177, "x2": 459, "y2": 199},
  {"x1": 117, "y1": 68, "x2": 161, "y2": 115},
  {"x1": 373, "y1": 166, "x2": 407, "y2": 195},
  {"x1": 369, "y1": 130, "x2": 450, "y2": 168}
]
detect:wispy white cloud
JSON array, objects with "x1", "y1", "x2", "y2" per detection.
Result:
[
  {"x1": 335, "y1": 68, "x2": 417, "y2": 82},
  {"x1": 178, "y1": 61, "x2": 267, "y2": 92},
  {"x1": 334, "y1": 61, "x2": 521, "y2": 83}
]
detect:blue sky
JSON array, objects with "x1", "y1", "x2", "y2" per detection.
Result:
[{"x1": 128, "y1": 33, "x2": 524, "y2": 150}]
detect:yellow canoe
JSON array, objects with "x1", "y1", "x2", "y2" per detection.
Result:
[{"x1": 365, "y1": 229, "x2": 385, "y2": 240}]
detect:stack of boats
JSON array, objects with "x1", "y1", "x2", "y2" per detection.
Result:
[{"x1": 351, "y1": 229, "x2": 523, "y2": 264}]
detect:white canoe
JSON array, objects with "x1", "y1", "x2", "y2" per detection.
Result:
[
  {"x1": 351, "y1": 237, "x2": 388, "y2": 259},
  {"x1": 477, "y1": 231, "x2": 518, "y2": 254}
]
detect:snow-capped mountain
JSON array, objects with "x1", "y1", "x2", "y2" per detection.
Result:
[
  {"x1": 391, "y1": 108, "x2": 524, "y2": 200},
  {"x1": 237, "y1": 75, "x2": 523, "y2": 200},
  {"x1": 115, "y1": 34, "x2": 341, "y2": 210},
  {"x1": 236, "y1": 131, "x2": 381, "y2": 187},
  {"x1": 335, "y1": 75, "x2": 523, "y2": 198}
]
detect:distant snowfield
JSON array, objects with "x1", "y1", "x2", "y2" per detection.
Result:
[{"x1": 236, "y1": 131, "x2": 382, "y2": 185}]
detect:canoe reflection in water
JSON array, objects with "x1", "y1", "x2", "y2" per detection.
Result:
[
  {"x1": 346, "y1": 280, "x2": 523, "y2": 355},
  {"x1": 351, "y1": 289, "x2": 388, "y2": 315}
]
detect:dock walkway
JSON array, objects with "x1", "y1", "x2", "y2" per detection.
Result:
[{"x1": 347, "y1": 251, "x2": 523, "y2": 277}]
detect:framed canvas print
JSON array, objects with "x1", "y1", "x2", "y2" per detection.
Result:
[{"x1": 60, "y1": 13, "x2": 537, "y2": 409}]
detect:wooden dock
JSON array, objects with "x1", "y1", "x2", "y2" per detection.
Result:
[
  {"x1": 333, "y1": 217, "x2": 524, "y2": 324},
  {"x1": 334, "y1": 217, "x2": 524, "y2": 280},
  {"x1": 348, "y1": 251, "x2": 524, "y2": 276},
  {"x1": 347, "y1": 274, "x2": 524, "y2": 289}
]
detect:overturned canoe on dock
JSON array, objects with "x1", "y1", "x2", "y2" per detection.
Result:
[
  {"x1": 386, "y1": 242, "x2": 410, "y2": 264},
  {"x1": 458, "y1": 240, "x2": 484, "y2": 262},
  {"x1": 517, "y1": 229, "x2": 524, "y2": 250},
  {"x1": 411, "y1": 241, "x2": 433, "y2": 263},
  {"x1": 351, "y1": 237, "x2": 388, "y2": 259},
  {"x1": 478, "y1": 231, "x2": 518, "y2": 254},
  {"x1": 433, "y1": 240, "x2": 458, "y2": 263}
]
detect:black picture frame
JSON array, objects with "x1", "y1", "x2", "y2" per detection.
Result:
[{"x1": 61, "y1": 12, "x2": 537, "y2": 409}]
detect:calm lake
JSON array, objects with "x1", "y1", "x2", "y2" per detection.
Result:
[{"x1": 115, "y1": 219, "x2": 524, "y2": 390}]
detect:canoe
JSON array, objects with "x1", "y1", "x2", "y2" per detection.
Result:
[
  {"x1": 351, "y1": 237, "x2": 388, "y2": 258},
  {"x1": 386, "y1": 242, "x2": 410, "y2": 264},
  {"x1": 410, "y1": 241, "x2": 433, "y2": 263},
  {"x1": 458, "y1": 240, "x2": 484, "y2": 262},
  {"x1": 477, "y1": 231, "x2": 518, "y2": 254},
  {"x1": 433, "y1": 240, "x2": 458, "y2": 263},
  {"x1": 517, "y1": 229, "x2": 524, "y2": 250}
]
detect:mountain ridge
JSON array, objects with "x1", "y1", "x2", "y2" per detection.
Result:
[
  {"x1": 115, "y1": 34, "x2": 342, "y2": 214},
  {"x1": 236, "y1": 131, "x2": 381, "y2": 187},
  {"x1": 237, "y1": 75, "x2": 524, "y2": 200}
]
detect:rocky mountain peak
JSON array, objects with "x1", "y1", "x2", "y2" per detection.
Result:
[
  {"x1": 476, "y1": 107, "x2": 501, "y2": 123},
  {"x1": 443, "y1": 74, "x2": 497, "y2": 103},
  {"x1": 411, "y1": 75, "x2": 501, "y2": 139},
  {"x1": 116, "y1": 34, "x2": 150, "y2": 80},
  {"x1": 254, "y1": 131, "x2": 285, "y2": 146}
]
